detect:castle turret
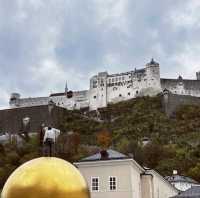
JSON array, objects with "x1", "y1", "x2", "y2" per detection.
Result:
[{"x1": 9, "y1": 93, "x2": 21, "y2": 107}]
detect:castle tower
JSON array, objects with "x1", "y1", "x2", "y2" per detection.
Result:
[
  {"x1": 196, "y1": 72, "x2": 200, "y2": 80},
  {"x1": 89, "y1": 72, "x2": 108, "y2": 110},
  {"x1": 145, "y1": 58, "x2": 161, "y2": 94}
]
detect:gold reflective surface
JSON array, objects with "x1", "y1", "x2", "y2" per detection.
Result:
[{"x1": 2, "y1": 157, "x2": 90, "y2": 198}]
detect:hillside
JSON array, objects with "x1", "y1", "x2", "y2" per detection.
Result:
[
  {"x1": 1, "y1": 95, "x2": 200, "y2": 189},
  {"x1": 59, "y1": 95, "x2": 200, "y2": 181}
]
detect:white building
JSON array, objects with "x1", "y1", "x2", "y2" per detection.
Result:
[
  {"x1": 74, "y1": 149, "x2": 178, "y2": 198},
  {"x1": 9, "y1": 59, "x2": 200, "y2": 111},
  {"x1": 165, "y1": 171, "x2": 200, "y2": 192}
]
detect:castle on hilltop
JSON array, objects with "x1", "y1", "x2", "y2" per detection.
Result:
[{"x1": 9, "y1": 59, "x2": 200, "y2": 111}]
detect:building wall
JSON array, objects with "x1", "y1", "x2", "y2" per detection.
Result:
[
  {"x1": 161, "y1": 79, "x2": 200, "y2": 97},
  {"x1": 50, "y1": 91, "x2": 89, "y2": 110},
  {"x1": 75, "y1": 159, "x2": 178, "y2": 198},
  {"x1": 146, "y1": 170, "x2": 178, "y2": 198},
  {"x1": 9, "y1": 96, "x2": 49, "y2": 108},
  {"x1": 75, "y1": 160, "x2": 143, "y2": 198},
  {"x1": 141, "y1": 175, "x2": 154, "y2": 198}
]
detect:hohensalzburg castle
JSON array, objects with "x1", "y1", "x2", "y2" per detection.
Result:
[{"x1": 9, "y1": 59, "x2": 200, "y2": 111}]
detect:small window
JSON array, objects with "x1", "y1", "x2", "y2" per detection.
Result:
[
  {"x1": 119, "y1": 94, "x2": 122, "y2": 97},
  {"x1": 109, "y1": 177, "x2": 116, "y2": 191},
  {"x1": 91, "y1": 177, "x2": 99, "y2": 192},
  {"x1": 94, "y1": 96, "x2": 97, "y2": 99},
  {"x1": 128, "y1": 92, "x2": 130, "y2": 96},
  {"x1": 136, "y1": 91, "x2": 139, "y2": 94}
]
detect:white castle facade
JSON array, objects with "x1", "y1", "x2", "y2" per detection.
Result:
[{"x1": 9, "y1": 59, "x2": 200, "y2": 111}]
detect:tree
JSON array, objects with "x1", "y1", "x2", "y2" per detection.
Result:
[
  {"x1": 143, "y1": 142, "x2": 164, "y2": 168},
  {"x1": 188, "y1": 163, "x2": 200, "y2": 182},
  {"x1": 96, "y1": 130, "x2": 112, "y2": 149}
]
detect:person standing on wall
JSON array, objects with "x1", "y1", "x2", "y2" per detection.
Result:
[{"x1": 43, "y1": 126, "x2": 60, "y2": 157}]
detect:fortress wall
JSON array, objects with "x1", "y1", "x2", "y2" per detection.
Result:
[
  {"x1": 162, "y1": 92, "x2": 200, "y2": 116},
  {"x1": 0, "y1": 105, "x2": 66, "y2": 134}
]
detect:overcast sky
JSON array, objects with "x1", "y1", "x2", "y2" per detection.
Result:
[{"x1": 0, "y1": 0, "x2": 200, "y2": 108}]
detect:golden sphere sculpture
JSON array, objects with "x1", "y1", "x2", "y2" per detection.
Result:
[{"x1": 2, "y1": 157, "x2": 90, "y2": 198}]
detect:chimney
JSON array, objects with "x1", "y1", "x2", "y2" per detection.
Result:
[
  {"x1": 173, "y1": 170, "x2": 178, "y2": 175},
  {"x1": 100, "y1": 150, "x2": 109, "y2": 160}
]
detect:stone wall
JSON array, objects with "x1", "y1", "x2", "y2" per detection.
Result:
[
  {"x1": 0, "y1": 105, "x2": 66, "y2": 134},
  {"x1": 162, "y1": 91, "x2": 200, "y2": 116}
]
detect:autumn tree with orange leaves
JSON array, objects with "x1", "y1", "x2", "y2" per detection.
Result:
[{"x1": 96, "y1": 130, "x2": 112, "y2": 149}]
